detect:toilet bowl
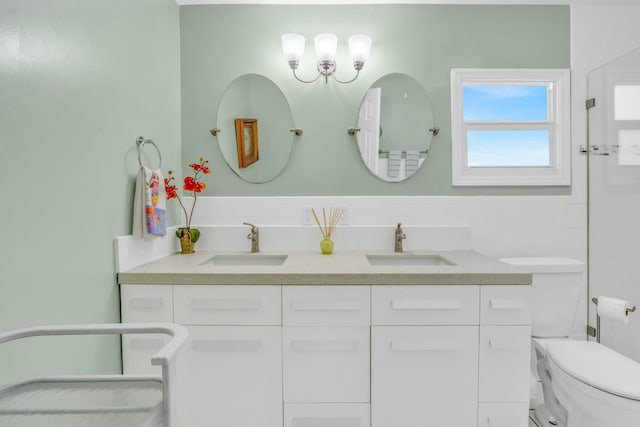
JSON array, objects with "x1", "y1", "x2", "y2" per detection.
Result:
[
  {"x1": 545, "y1": 340, "x2": 640, "y2": 427},
  {"x1": 501, "y1": 257, "x2": 640, "y2": 427}
]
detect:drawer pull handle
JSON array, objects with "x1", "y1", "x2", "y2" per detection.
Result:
[
  {"x1": 391, "y1": 299, "x2": 461, "y2": 310},
  {"x1": 490, "y1": 299, "x2": 523, "y2": 310},
  {"x1": 487, "y1": 415, "x2": 520, "y2": 427},
  {"x1": 192, "y1": 339, "x2": 263, "y2": 353},
  {"x1": 391, "y1": 340, "x2": 460, "y2": 352},
  {"x1": 129, "y1": 338, "x2": 164, "y2": 350},
  {"x1": 190, "y1": 299, "x2": 262, "y2": 311},
  {"x1": 489, "y1": 338, "x2": 520, "y2": 351},
  {"x1": 129, "y1": 297, "x2": 164, "y2": 309},
  {"x1": 293, "y1": 417, "x2": 362, "y2": 427},
  {"x1": 291, "y1": 300, "x2": 361, "y2": 312},
  {"x1": 290, "y1": 339, "x2": 359, "y2": 353}
]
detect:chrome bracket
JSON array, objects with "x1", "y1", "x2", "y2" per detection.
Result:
[
  {"x1": 586, "y1": 98, "x2": 596, "y2": 110},
  {"x1": 289, "y1": 128, "x2": 303, "y2": 136},
  {"x1": 209, "y1": 128, "x2": 221, "y2": 136},
  {"x1": 347, "y1": 127, "x2": 360, "y2": 136},
  {"x1": 429, "y1": 127, "x2": 440, "y2": 136},
  {"x1": 579, "y1": 144, "x2": 619, "y2": 156}
]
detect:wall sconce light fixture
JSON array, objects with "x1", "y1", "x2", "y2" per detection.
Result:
[{"x1": 281, "y1": 33, "x2": 372, "y2": 84}]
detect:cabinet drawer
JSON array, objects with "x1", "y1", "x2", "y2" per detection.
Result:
[
  {"x1": 177, "y1": 326, "x2": 282, "y2": 427},
  {"x1": 283, "y1": 286, "x2": 370, "y2": 326},
  {"x1": 371, "y1": 326, "x2": 478, "y2": 427},
  {"x1": 479, "y1": 325, "x2": 531, "y2": 402},
  {"x1": 283, "y1": 326, "x2": 370, "y2": 403},
  {"x1": 478, "y1": 402, "x2": 529, "y2": 427},
  {"x1": 480, "y1": 286, "x2": 531, "y2": 325},
  {"x1": 174, "y1": 285, "x2": 281, "y2": 325},
  {"x1": 284, "y1": 403, "x2": 370, "y2": 427},
  {"x1": 371, "y1": 285, "x2": 479, "y2": 325},
  {"x1": 120, "y1": 285, "x2": 173, "y2": 322}
]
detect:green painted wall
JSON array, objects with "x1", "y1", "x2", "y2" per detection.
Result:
[
  {"x1": 181, "y1": 5, "x2": 570, "y2": 196},
  {"x1": 0, "y1": 0, "x2": 181, "y2": 383}
]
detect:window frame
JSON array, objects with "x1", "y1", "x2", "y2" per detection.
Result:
[{"x1": 450, "y1": 68, "x2": 571, "y2": 186}]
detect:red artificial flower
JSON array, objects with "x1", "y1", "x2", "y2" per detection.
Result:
[
  {"x1": 164, "y1": 177, "x2": 178, "y2": 200},
  {"x1": 183, "y1": 176, "x2": 207, "y2": 193},
  {"x1": 164, "y1": 157, "x2": 210, "y2": 229}
]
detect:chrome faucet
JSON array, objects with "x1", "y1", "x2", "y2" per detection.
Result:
[
  {"x1": 243, "y1": 222, "x2": 260, "y2": 253},
  {"x1": 394, "y1": 223, "x2": 406, "y2": 253}
]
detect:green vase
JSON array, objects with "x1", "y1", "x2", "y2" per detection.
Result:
[
  {"x1": 176, "y1": 227, "x2": 200, "y2": 254},
  {"x1": 320, "y1": 237, "x2": 334, "y2": 255}
]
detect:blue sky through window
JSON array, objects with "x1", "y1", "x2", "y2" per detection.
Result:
[
  {"x1": 468, "y1": 130, "x2": 550, "y2": 167},
  {"x1": 463, "y1": 85, "x2": 548, "y2": 121},
  {"x1": 463, "y1": 85, "x2": 550, "y2": 167}
]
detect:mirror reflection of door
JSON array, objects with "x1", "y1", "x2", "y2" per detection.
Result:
[
  {"x1": 355, "y1": 73, "x2": 435, "y2": 183},
  {"x1": 358, "y1": 87, "x2": 381, "y2": 174}
]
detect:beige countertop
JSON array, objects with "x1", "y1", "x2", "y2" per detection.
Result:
[{"x1": 118, "y1": 250, "x2": 531, "y2": 286}]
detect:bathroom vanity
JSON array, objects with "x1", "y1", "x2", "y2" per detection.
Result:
[{"x1": 118, "y1": 250, "x2": 532, "y2": 427}]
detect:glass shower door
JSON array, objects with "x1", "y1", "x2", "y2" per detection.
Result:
[{"x1": 587, "y1": 47, "x2": 640, "y2": 361}]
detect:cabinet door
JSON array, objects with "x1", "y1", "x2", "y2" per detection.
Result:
[
  {"x1": 283, "y1": 326, "x2": 370, "y2": 403},
  {"x1": 479, "y1": 325, "x2": 531, "y2": 402},
  {"x1": 177, "y1": 325, "x2": 282, "y2": 427},
  {"x1": 120, "y1": 285, "x2": 173, "y2": 375},
  {"x1": 371, "y1": 326, "x2": 478, "y2": 427}
]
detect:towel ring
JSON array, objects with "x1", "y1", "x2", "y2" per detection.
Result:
[{"x1": 136, "y1": 136, "x2": 162, "y2": 169}]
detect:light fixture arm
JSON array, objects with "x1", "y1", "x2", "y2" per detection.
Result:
[
  {"x1": 288, "y1": 61, "x2": 322, "y2": 84},
  {"x1": 331, "y1": 68, "x2": 361, "y2": 85}
]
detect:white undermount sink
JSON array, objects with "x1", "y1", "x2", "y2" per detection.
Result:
[
  {"x1": 365, "y1": 254, "x2": 456, "y2": 266},
  {"x1": 201, "y1": 254, "x2": 288, "y2": 266}
]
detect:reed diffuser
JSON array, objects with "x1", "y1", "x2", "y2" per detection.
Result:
[{"x1": 311, "y1": 207, "x2": 344, "y2": 255}]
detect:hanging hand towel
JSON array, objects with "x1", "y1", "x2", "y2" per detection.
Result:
[
  {"x1": 387, "y1": 150, "x2": 402, "y2": 178},
  {"x1": 132, "y1": 167, "x2": 167, "y2": 238},
  {"x1": 404, "y1": 150, "x2": 420, "y2": 177}
]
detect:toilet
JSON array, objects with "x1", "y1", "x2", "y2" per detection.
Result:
[{"x1": 500, "y1": 257, "x2": 640, "y2": 427}]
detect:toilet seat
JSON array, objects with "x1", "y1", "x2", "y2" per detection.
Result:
[
  {"x1": 532, "y1": 337, "x2": 570, "y2": 357},
  {"x1": 545, "y1": 341, "x2": 640, "y2": 400}
]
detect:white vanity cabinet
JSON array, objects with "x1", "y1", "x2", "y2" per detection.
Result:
[{"x1": 120, "y1": 282, "x2": 530, "y2": 427}]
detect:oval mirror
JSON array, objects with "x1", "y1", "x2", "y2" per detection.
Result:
[
  {"x1": 216, "y1": 74, "x2": 295, "y2": 183},
  {"x1": 355, "y1": 73, "x2": 435, "y2": 182}
]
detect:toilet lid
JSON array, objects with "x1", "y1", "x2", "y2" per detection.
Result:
[{"x1": 546, "y1": 341, "x2": 640, "y2": 400}]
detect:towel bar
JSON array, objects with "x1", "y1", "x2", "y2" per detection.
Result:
[{"x1": 136, "y1": 136, "x2": 162, "y2": 169}]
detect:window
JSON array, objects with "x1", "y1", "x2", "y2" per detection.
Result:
[{"x1": 451, "y1": 69, "x2": 571, "y2": 186}]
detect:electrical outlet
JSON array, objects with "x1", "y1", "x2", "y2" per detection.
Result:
[
  {"x1": 335, "y1": 205, "x2": 349, "y2": 225},
  {"x1": 301, "y1": 206, "x2": 315, "y2": 225}
]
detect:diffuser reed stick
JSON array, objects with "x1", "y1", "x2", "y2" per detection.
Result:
[{"x1": 311, "y1": 207, "x2": 343, "y2": 239}]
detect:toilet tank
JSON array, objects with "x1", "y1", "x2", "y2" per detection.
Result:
[{"x1": 499, "y1": 257, "x2": 584, "y2": 338}]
